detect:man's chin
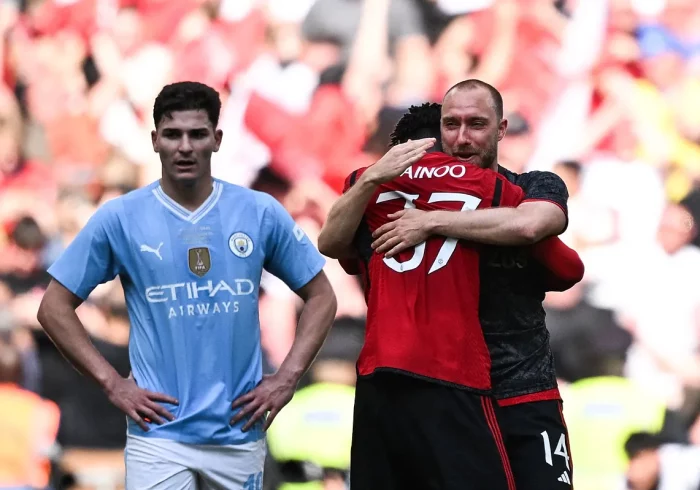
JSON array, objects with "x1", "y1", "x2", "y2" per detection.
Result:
[{"x1": 171, "y1": 173, "x2": 200, "y2": 187}]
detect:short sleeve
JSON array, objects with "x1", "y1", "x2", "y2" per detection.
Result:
[
  {"x1": 519, "y1": 171, "x2": 569, "y2": 216},
  {"x1": 498, "y1": 176, "x2": 526, "y2": 208},
  {"x1": 47, "y1": 202, "x2": 121, "y2": 300},
  {"x1": 263, "y1": 198, "x2": 326, "y2": 291},
  {"x1": 342, "y1": 167, "x2": 368, "y2": 193}
]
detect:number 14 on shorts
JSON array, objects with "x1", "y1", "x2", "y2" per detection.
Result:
[{"x1": 540, "y1": 430, "x2": 570, "y2": 470}]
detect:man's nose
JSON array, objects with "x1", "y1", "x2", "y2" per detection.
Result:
[
  {"x1": 178, "y1": 136, "x2": 193, "y2": 153},
  {"x1": 456, "y1": 125, "x2": 471, "y2": 145}
]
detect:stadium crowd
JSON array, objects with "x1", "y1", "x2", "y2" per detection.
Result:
[{"x1": 1, "y1": 0, "x2": 700, "y2": 488}]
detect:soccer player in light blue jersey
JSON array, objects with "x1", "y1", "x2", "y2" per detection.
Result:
[{"x1": 37, "y1": 81, "x2": 338, "y2": 489}]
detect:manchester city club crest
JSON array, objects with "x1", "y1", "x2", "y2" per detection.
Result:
[
  {"x1": 188, "y1": 247, "x2": 211, "y2": 277},
  {"x1": 229, "y1": 232, "x2": 254, "y2": 258}
]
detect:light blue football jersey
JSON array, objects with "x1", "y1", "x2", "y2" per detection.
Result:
[{"x1": 47, "y1": 179, "x2": 326, "y2": 445}]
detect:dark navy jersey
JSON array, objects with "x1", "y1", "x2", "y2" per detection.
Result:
[{"x1": 480, "y1": 166, "x2": 569, "y2": 400}]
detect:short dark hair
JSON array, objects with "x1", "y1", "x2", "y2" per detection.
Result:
[
  {"x1": 152, "y1": 81, "x2": 222, "y2": 129},
  {"x1": 624, "y1": 432, "x2": 671, "y2": 459},
  {"x1": 443, "y1": 79, "x2": 504, "y2": 120},
  {"x1": 389, "y1": 103, "x2": 442, "y2": 148}
]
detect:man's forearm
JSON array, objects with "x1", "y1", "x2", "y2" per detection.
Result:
[
  {"x1": 276, "y1": 288, "x2": 337, "y2": 384},
  {"x1": 37, "y1": 301, "x2": 122, "y2": 392},
  {"x1": 429, "y1": 201, "x2": 566, "y2": 246},
  {"x1": 429, "y1": 207, "x2": 538, "y2": 246},
  {"x1": 318, "y1": 176, "x2": 377, "y2": 258}
]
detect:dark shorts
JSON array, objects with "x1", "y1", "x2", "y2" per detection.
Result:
[
  {"x1": 497, "y1": 399, "x2": 574, "y2": 489},
  {"x1": 350, "y1": 372, "x2": 516, "y2": 490}
]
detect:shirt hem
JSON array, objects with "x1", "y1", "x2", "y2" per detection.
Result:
[
  {"x1": 127, "y1": 427, "x2": 264, "y2": 446},
  {"x1": 358, "y1": 367, "x2": 491, "y2": 395}
]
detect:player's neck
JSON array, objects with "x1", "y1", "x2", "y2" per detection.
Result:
[{"x1": 160, "y1": 175, "x2": 214, "y2": 212}]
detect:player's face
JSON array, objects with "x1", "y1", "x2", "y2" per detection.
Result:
[
  {"x1": 440, "y1": 88, "x2": 507, "y2": 171},
  {"x1": 152, "y1": 110, "x2": 223, "y2": 185}
]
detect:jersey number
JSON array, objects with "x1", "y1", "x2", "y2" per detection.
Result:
[
  {"x1": 540, "y1": 430, "x2": 570, "y2": 470},
  {"x1": 376, "y1": 191, "x2": 481, "y2": 274}
]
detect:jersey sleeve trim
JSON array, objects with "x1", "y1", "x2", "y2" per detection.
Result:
[
  {"x1": 47, "y1": 275, "x2": 89, "y2": 301},
  {"x1": 285, "y1": 266, "x2": 325, "y2": 292},
  {"x1": 521, "y1": 198, "x2": 569, "y2": 234},
  {"x1": 521, "y1": 198, "x2": 566, "y2": 215},
  {"x1": 492, "y1": 178, "x2": 503, "y2": 207},
  {"x1": 343, "y1": 168, "x2": 366, "y2": 193},
  {"x1": 349, "y1": 169, "x2": 359, "y2": 187}
]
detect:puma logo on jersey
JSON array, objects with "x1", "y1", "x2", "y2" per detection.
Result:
[
  {"x1": 140, "y1": 242, "x2": 164, "y2": 260},
  {"x1": 401, "y1": 164, "x2": 466, "y2": 180}
]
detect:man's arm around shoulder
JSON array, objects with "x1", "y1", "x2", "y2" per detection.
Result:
[
  {"x1": 317, "y1": 169, "x2": 377, "y2": 259},
  {"x1": 429, "y1": 200, "x2": 567, "y2": 246},
  {"x1": 428, "y1": 168, "x2": 568, "y2": 246},
  {"x1": 371, "y1": 171, "x2": 568, "y2": 254},
  {"x1": 318, "y1": 138, "x2": 435, "y2": 258}
]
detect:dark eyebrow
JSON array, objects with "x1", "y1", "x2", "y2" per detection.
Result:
[{"x1": 162, "y1": 127, "x2": 210, "y2": 133}]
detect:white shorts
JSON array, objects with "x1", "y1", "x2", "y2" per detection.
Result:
[{"x1": 125, "y1": 434, "x2": 266, "y2": 490}]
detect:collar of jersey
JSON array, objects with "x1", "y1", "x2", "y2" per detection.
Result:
[{"x1": 152, "y1": 180, "x2": 223, "y2": 224}]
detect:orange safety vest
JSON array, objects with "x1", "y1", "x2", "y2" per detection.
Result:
[{"x1": 0, "y1": 384, "x2": 60, "y2": 488}]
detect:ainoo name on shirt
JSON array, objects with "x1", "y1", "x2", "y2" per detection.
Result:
[
  {"x1": 400, "y1": 164, "x2": 467, "y2": 180},
  {"x1": 145, "y1": 279, "x2": 255, "y2": 319}
]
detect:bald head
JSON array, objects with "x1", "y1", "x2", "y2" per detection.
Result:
[
  {"x1": 443, "y1": 79, "x2": 503, "y2": 120},
  {"x1": 0, "y1": 341, "x2": 22, "y2": 384}
]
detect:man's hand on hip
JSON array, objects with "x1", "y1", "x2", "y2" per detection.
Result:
[
  {"x1": 231, "y1": 372, "x2": 296, "y2": 432},
  {"x1": 362, "y1": 138, "x2": 435, "y2": 185},
  {"x1": 372, "y1": 209, "x2": 432, "y2": 257},
  {"x1": 106, "y1": 376, "x2": 178, "y2": 431}
]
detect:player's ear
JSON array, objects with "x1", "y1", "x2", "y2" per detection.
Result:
[
  {"x1": 497, "y1": 118, "x2": 508, "y2": 142},
  {"x1": 151, "y1": 130, "x2": 158, "y2": 152},
  {"x1": 213, "y1": 129, "x2": 223, "y2": 152}
]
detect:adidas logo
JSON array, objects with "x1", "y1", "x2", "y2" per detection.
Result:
[{"x1": 558, "y1": 471, "x2": 571, "y2": 485}]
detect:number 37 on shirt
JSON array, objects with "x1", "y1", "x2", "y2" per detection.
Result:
[{"x1": 375, "y1": 191, "x2": 481, "y2": 274}]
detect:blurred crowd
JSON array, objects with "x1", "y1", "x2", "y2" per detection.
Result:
[{"x1": 1, "y1": 0, "x2": 700, "y2": 488}]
